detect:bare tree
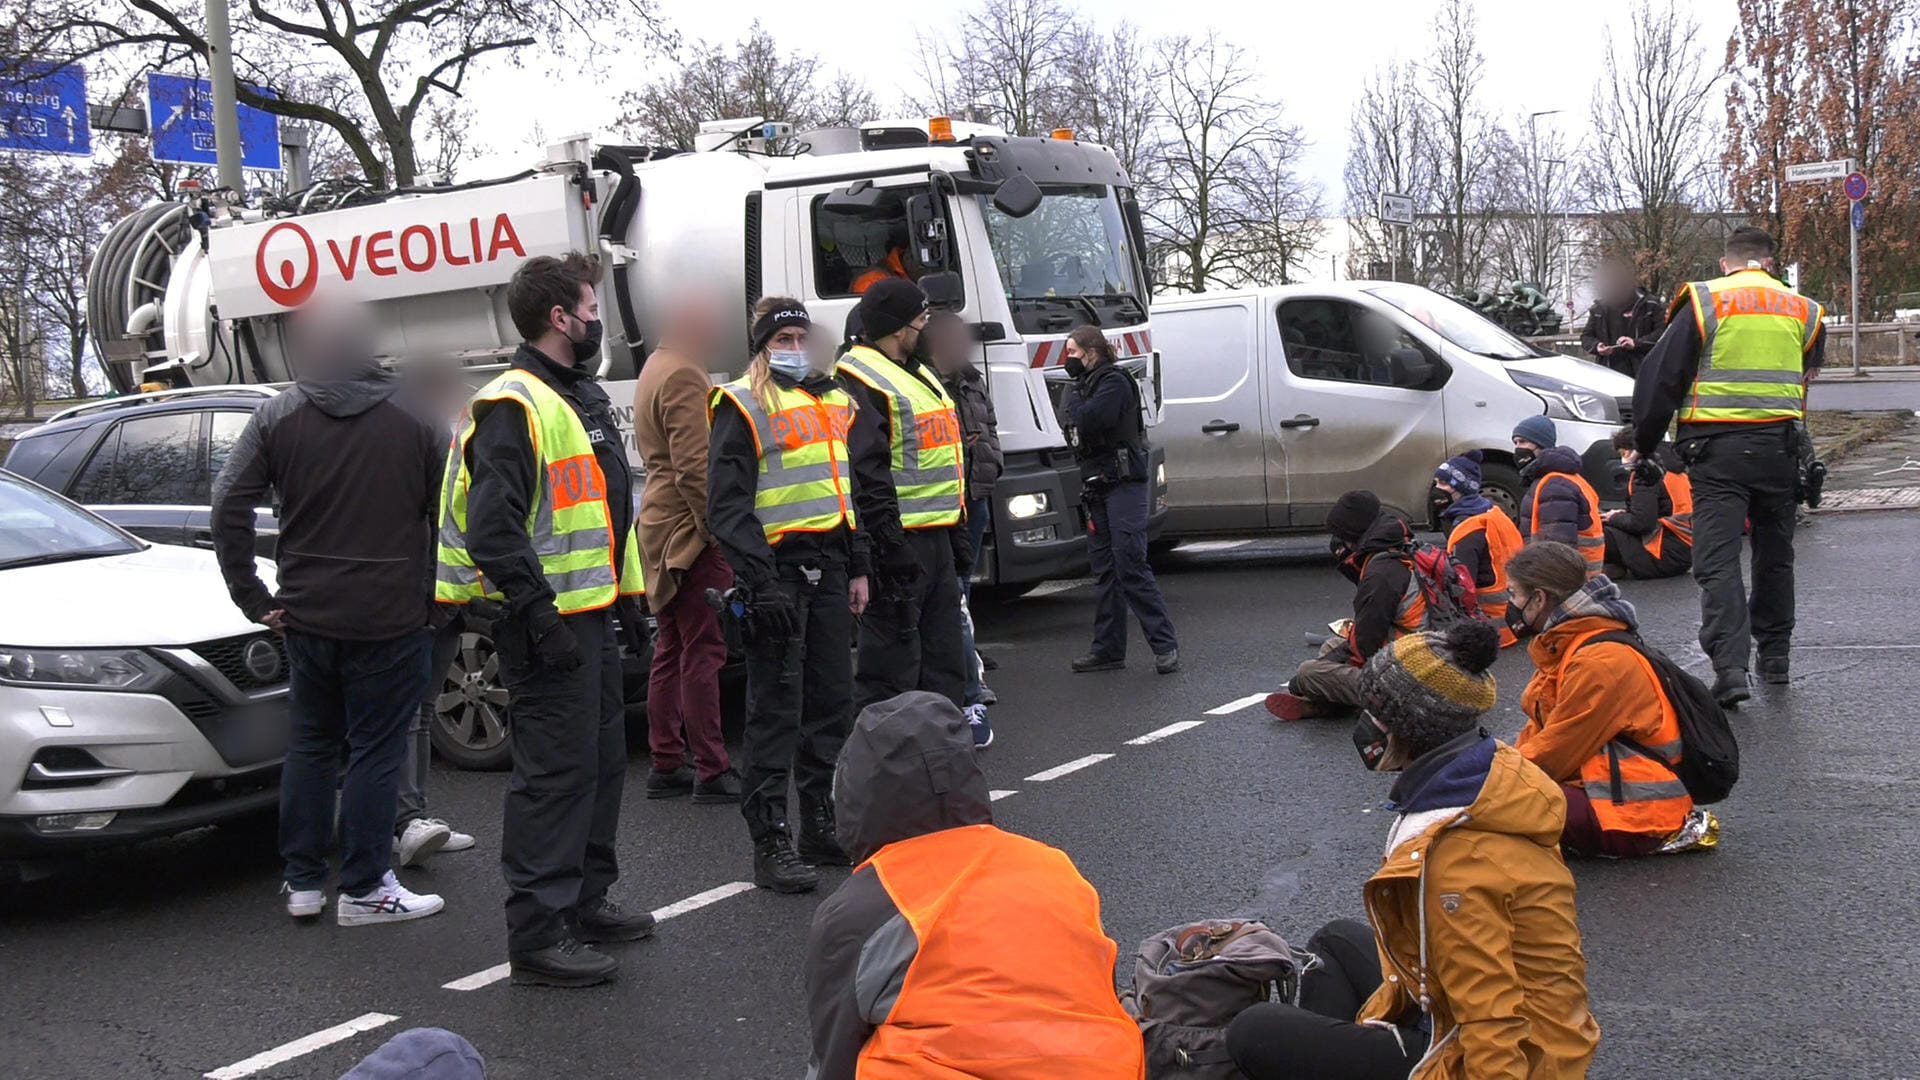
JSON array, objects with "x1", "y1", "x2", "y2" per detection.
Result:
[
  {"x1": 1227, "y1": 139, "x2": 1324, "y2": 286},
  {"x1": 1059, "y1": 23, "x2": 1163, "y2": 190},
  {"x1": 15, "y1": 0, "x2": 671, "y2": 188},
  {"x1": 616, "y1": 22, "x2": 875, "y2": 149},
  {"x1": 1420, "y1": 0, "x2": 1506, "y2": 295},
  {"x1": 1343, "y1": 60, "x2": 1433, "y2": 280},
  {"x1": 1487, "y1": 117, "x2": 1576, "y2": 296},
  {"x1": 914, "y1": 0, "x2": 1079, "y2": 135},
  {"x1": 1586, "y1": 0, "x2": 1722, "y2": 294}
]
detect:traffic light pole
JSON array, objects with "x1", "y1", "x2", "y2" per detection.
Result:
[{"x1": 205, "y1": 0, "x2": 245, "y2": 193}]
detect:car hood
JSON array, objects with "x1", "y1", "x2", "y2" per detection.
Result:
[
  {"x1": 0, "y1": 544, "x2": 277, "y2": 647},
  {"x1": 1504, "y1": 353, "x2": 1635, "y2": 396}
]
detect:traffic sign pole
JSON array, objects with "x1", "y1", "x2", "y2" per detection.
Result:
[
  {"x1": 205, "y1": 0, "x2": 245, "y2": 192},
  {"x1": 1845, "y1": 171, "x2": 1869, "y2": 377}
]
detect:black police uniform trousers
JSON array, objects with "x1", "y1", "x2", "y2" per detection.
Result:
[
  {"x1": 742, "y1": 560, "x2": 854, "y2": 842},
  {"x1": 1683, "y1": 423, "x2": 1799, "y2": 675},
  {"x1": 499, "y1": 608, "x2": 626, "y2": 954},
  {"x1": 855, "y1": 528, "x2": 967, "y2": 710},
  {"x1": 1087, "y1": 478, "x2": 1178, "y2": 660}
]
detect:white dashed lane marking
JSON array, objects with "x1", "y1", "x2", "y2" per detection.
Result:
[
  {"x1": 1206, "y1": 692, "x2": 1270, "y2": 715},
  {"x1": 204, "y1": 1012, "x2": 397, "y2": 1079},
  {"x1": 1024, "y1": 753, "x2": 1114, "y2": 782},
  {"x1": 989, "y1": 789, "x2": 1019, "y2": 801},
  {"x1": 442, "y1": 881, "x2": 758, "y2": 991},
  {"x1": 1126, "y1": 720, "x2": 1205, "y2": 745}
]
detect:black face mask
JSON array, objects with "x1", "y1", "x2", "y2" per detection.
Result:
[
  {"x1": 568, "y1": 314, "x2": 604, "y2": 365},
  {"x1": 1330, "y1": 539, "x2": 1361, "y2": 583},
  {"x1": 1352, "y1": 709, "x2": 1393, "y2": 771},
  {"x1": 1514, "y1": 448, "x2": 1537, "y2": 471},
  {"x1": 1428, "y1": 486, "x2": 1453, "y2": 523},
  {"x1": 1063, "y1": 354, "x2": 1087, "y2": 379},
  {"x1": 1505, "y1": 592, "x2": 1539, "y2": 639}
]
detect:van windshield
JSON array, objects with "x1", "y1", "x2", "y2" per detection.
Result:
[
  {"x1": 1364, "y1": 283, "x2": 1545, "y2": 361},
  {"x1": 981, "y1": 185, "x2": 1146, "y2": 331}
]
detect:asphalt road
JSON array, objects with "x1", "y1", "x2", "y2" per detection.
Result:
[
  {"x1": 3, "y1": 514, "x2": 1916, "y2": 1079},
  {"x1": 1809, "y1": 370, "x2": 1920, "y2": 413}
]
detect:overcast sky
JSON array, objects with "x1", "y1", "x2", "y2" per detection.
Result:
[{"x1": 457, "y1": 0, "x2": 1738, "y2": 201}]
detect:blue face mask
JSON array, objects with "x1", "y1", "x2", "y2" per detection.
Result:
[{"x1": 768, "y1": 349, "x2": 810, "y2": 379}]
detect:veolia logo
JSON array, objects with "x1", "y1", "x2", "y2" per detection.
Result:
[{"x1": 255, "y1": 221, "x2": 319, "y2": 308}]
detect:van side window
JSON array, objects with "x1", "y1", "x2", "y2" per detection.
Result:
[
  {"x1": 1276, "y1": 299, "x2": 1443, "y2": 390},
  {"x1": 812, "y1": 187, "x2": 949, "y2": 299}
]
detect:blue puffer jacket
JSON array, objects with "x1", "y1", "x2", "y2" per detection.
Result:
[{"x1": 1518, "y1": 446, "x2": 1594, "y2": 546}]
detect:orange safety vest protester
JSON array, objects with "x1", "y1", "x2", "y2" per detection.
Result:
[
  {"x1": 1531, "y1": 473, "x2": 1606, "y2": 579},
  {"x1": 1558, "y1": 631, "x2": 1693, "y2": 838},
  {"x1": 1637, "y1": 471, "x2": 1694, "y2": 563},
  {"x1": 851, "y1": 249, "x2": 910, "y2": 295},
  {"x1": 857, "y1": 824, "x2": 1147, "y2": 1079},
  {"x1": 1449, "y1": 508, "x2": 1525, "y2": 647}
]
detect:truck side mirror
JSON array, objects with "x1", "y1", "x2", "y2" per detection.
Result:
[
  {"x1": 920, "y1": 271, "x2": 965, "y2": 311},
  {"x1": 905, "y1": 193, "x2": 948, "y2": 269},
  {"x1": 992, "y1": 174, "x2": 1042, "y2": 219},
  {"x1": 824, "y1": 180, "x2": 886, "y2": 216}
]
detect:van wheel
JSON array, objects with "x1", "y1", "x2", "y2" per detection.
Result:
[
  {"x1": 1480, "y1": 463, "x2": 1524, "y2": 519},
  {"x1": 429, "y1": 628, "x2": 514, "y2": 771}
]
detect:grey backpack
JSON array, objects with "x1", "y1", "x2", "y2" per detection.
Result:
[{"x1": 1122, "y1": 919, "x2": 1302, "y2": 1079}]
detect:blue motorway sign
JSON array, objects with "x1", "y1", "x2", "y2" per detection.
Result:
[
  {"x1": 0, "y1": 60, "x2": 92, "y2": 157},
  {"x1": 146, "y1": 71, "x2": 281, "y2": 171}
]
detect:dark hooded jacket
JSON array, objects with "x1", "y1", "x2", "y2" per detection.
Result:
[
  {"x1": 211, "y1": 363, "x2": 443, "y2": 640},
  {"x1": 1516, "y1": 446, "x2": 1595, "y2": 548},
  {"x1": 1350, "y1": 513, "x2": 1417, "y2": 662},
  {"x1": 804, "y1": 691, "x2": 1140, "y2": 1080}
]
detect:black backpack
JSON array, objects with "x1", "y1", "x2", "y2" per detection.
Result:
[
  {"x1": 1572, "y1": 630, "x2": 1739, "y2": 804},
  {"x1": 1122, "y1": 920, "x2": 1300, "y2": 1078}
]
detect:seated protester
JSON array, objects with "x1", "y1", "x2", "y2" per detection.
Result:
[
  {"x1": 1432, "y1": 451, "x2": 1524, "y2": 647},
  {"x1": 1602, "y1": 427, "x2": 1693, "y2": 580},
  {"x1": 1227, "y1": 620, "x2": 1599, "y2": 1080},
  {"x1": 803, "y1": 691, "x2": 1146, "y2": 1080},
  {"x1": 1505, "y1": 541, "x2": 1719, "y2": 857},
  {"x1": 1267, "y1": 491, "x2": 1422, "y2": 721},
  {"x1": 1513, "y1": 415, "x2": 1604, "y2": 579}
]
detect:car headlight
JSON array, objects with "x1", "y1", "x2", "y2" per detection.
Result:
[
  {"x1": 1156, "y1": 463, "x2": 1166, "y2": 487},
  {"x1": 1005, "y1": 492, "x2": 1050, "y2": 520},
  {"x1": 1510, "y1": 370, "x2": 1619, "y2": 423},
  {"x1": 0, "y1": 647, "x2": 168, "y2": 691}
]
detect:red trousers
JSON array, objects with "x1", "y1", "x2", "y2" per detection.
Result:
[
  {"x1": 648, "y1": 544, "x2": 732, "y2": 779},
  {"x1": 1559, "y1": 783, "x2": 1666, "y2": 858}
]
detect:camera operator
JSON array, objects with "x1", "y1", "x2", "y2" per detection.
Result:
[{"x1": 1059, "y1": 326, "x2": 1179, "y2": 675}]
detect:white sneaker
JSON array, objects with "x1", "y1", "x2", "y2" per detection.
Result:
[
  {"x1": 394, "y1": 818, "x2": 452, "y2": 867},
  {"x1": 281, "y1": 882, "x2": 325, "y2": 919},
  {"x1": 422, "y1": 817, "x2": 475, "y2": 853},
  {"x1": 337, "y1": 871, "x2": 445, "y2": 926}
]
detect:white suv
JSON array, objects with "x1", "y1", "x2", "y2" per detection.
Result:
[{"x1": 0, "y1": 470, "x2": 285, "y2": 860}]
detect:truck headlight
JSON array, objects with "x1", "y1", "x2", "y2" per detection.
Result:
[
  {"x1": 1510, "y1": 370, "x2": 1619, "y2": 424},
  {"x1": 1005, "y1": 492, "x2": 1050, "y2": 520},
  {"x1": 0, "y1": 647, "x2": 167, "y2": 691},
  {"x1": 1156, "y1": 463, "x2": 1166, "y2": 487}
]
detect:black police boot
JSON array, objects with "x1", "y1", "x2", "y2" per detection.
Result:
[
  {"x1": 644, "y1": 765, "x2": 695, "y2": 799},
  {"x1": 753, "y1": 829, "x2": 820, "y2": 894},
  {"x1": 797, "y1": 804, "x2": 850, "y2": 867},
  {"x1": 1072, "y1": 653, "x2": 1125, "y2": 673},
  {"x1": 510, "y1": 937, "x2": 618, "y2": 988},
  {"x1": 573, "y1": 897, "x2": 657, "y2": 944},
  {"x1": 1713, "y1": 668, "x2": 1752, "y2": 708},
  {"x1": 1759, "y1": 656, "x2": 1790, "y2": 685}
]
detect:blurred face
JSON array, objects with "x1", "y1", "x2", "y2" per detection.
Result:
[
  {"x1": 925, "y1": 319, "x2": 971, "y2": 373},
  {"x1": 288, "y1": 301, "x2": 375, "y2": 379}
]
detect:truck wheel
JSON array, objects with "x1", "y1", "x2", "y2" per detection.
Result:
[
  {"x1": 429, "y1": 627, "x2": 514, "y2": 771},
  {"x1": 1479, "y1": 463, "x2": 1524, "y2": 519}
]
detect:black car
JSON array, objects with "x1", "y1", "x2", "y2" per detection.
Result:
[{"x1": 3, "y1": 386, "x2": 740, "y2": 770}]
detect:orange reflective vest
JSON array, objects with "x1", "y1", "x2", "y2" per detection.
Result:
[
  {"x1": 1635, "y1": 471, "x2": 1694, "y2": 562},
  {"x1": 857, "y1": 824, "x2": 1147, "y2": 1079},
  {"x1": 1557, "y1": 630, "x2": 1693, "y2": 838},
  {"x1": 1531, "y1": 473, "x2": 1605, "y2": 579},
  {"x1": 852, "y1": 249, "x2": 910, "y2": 295},
  {"x1": 1449, "y1": 509, "x2": 1524, "y2": 647}
]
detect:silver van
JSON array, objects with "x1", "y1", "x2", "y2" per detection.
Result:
[{"x1": 1154, "y1": 282, "x2": 1634, "y2": 535}]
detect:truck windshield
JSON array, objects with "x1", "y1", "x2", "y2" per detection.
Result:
[
  {"x1": 981, "y1": 185, "x2": 1146, "y2": 329},
  {"x1": 1364, "y1": 282, "x2": 1545, "y2": 361}
]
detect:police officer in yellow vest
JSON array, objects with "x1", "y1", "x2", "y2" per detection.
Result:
[
  {"x1": 708, "y1": 298, "x2": 870, "y2": 894},
  {"x1": 436, "y1": 253, "x2": 653, "y2": 988},
  {"x1": 1632, "y1": 227, "x2": 1824, "y2": 708},
  {"x1": 838, "y1": 279, "x2": 972, "y2": 713}
]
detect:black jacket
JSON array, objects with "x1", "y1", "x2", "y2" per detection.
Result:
[
  {"x1": 1063, "y1": 361, "x2": 1146, "y2": 484},
  {"x1": 1351, "y1": 514, "x2": 1416, "y2": 661},
  {"x1": 1633, "y1": 281, "x2": 1824, "y2": 453},
  {"x1": 941, "y1": 364, "x2": 1003, "y2": 500},
  {"x1": 1580, "y1": 292, "x2": 1666, "y2": 376},
  {"x1": 707, "y1": 368, "x2": 870, "y2": 591},
  {"x1": 1517, "y1": 446, "x2": 1595, "y2": 546},
  {"x1": 1609, "y1": 447, "x2": 1684, "y2": 537},
  {"x1": 211, "y1": 363, "x2": 442, "y2": 640},
  {"x1": 462, "y1": 344, "x2": 633, "y2": 624}
]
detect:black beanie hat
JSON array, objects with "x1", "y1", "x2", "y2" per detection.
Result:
[
  {"x1": 1327, "y1": 489, "x2": 1381, "y2": 544},
  {"x1": 855, "y1": 278, "x2": 929, "y2": 342}
]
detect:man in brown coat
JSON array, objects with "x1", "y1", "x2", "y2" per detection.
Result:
[{"x1": 633, "y1": 297, "x2": 738, "y2": 803}]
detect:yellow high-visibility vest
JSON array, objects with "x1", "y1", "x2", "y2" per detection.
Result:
[
  {"x1": 708, "y1": 376, "x2": 858, "y2": 543},
  {"x1": 836, "y1": 345, "x2": 964, "y2": 528},
  {"x1": 436, "y1": 371, "x2": 644, "y2": 613},
  {"x1": 1674, "y1": 269, "x2": 1821, "y2": 424}
]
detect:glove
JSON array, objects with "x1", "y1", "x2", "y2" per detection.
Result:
[
  {"x1": 878, "y1": 541, "x2": 922, "y2": 593},
  {"x1": 529, "y1": 611, "x2": 583, "y2": 673},
  {"x1": 751, "y1": 589, "x2": 802, "y2": 641},
  {"x1": 951, "y1": 527, "x2": 976, "y2": 580}
]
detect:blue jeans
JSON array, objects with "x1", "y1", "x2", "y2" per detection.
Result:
[
  {"x1": 282, "y1": 629, "x2": 433, "y2": 895},
  {"x1": 960, "y1": 498, "x2": 991, "y2": 705}
]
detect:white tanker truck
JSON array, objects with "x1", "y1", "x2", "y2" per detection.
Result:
[{"x1": 86, "y1": 117, "x2": 1167, "y2": 586}]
